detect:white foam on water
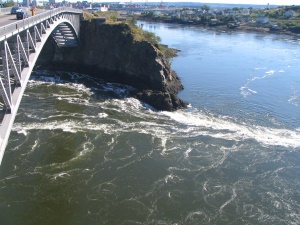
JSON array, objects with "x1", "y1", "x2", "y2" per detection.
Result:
[
  {"x1": 50, "y1": 172, "x2": 70, "y2": 180},
  {"x1": 12, "y1": 120, "x2": 115, "y2": 134},
  {"x1": 265, "y1": 70, "x2": 275, "y2": 75},
  {"x1": 219, "y1": 187, "x2": 237, "y2": 213},
  {"x1": 255, "y1": 67, "x2": 266, "y2": 70},
  {"x1": 17, "y1": 130, "x2": 28, "y2": 136},
  {"x1": 162, "y1": 110, "x2": 300, "y2": 148},
  {"x1": 288, "y1": 86, "x2": 299, "y2": 106},
  {"x1": 160, "y1": 136, "x2": 168, "y2": 155},
  {"x1": 185, "y1": 211, "x2": 210, "y2": 223},
  {"x1": 21, "y1": 140, "x2": 40, "y2": 156},
  {"x1": 240, "y1": 69, "x2": 276, "y2": 97},
  {"x1": 34, "y1": 141, "x2": 95, "y2": 171},
  {"x1": 184, "y1": 147, "x2": 192, "y2": 158},
  {"x1": 98, "y1": 113, "x2": 108, "y2": 118},
  {"x1": 240, "y1": 86, "x2": 257, "y2": 97},
  {"x1": 248, "y1": 88, "x2": 257, "y2": 94},
  {"x1": 33, "y1": 75, "x2": 61, "y2": 83},
  {"x1": 79, "y1": 141, "x2": 95, "y2": 156},
  {"x1": 102, "y1": 83, "x2": 135, "y2": 97}
]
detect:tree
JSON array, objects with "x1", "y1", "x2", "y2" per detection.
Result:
[
  {"x1": 110, "y1": 15, "x2": 117, "y2": 22},
  {"x1": 233, "y1": 7, "x2": 242, "y2": 11},
  {"x1": 143, "y1": 31, "x2": 161, "y2": 45},
  {"x1": 128, "y1": 17, "x2": 137, "y2": 26},
  {"x1": 6, "y1": 0, "x2": 15, "y2": 7},
  {"x1": 202, "y1": 5, "x2": 210, "y2": 11}
]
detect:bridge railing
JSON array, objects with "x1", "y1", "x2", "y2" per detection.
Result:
[
  {"x1": 0, "y1": 7, "x2": 82, "y2": 165},
  {"x1": 0, "y1": 7, "x2": 11, "y2": 14},
  {"x1": 0, "y1": 7, "x2": 82, "y2": 41}
]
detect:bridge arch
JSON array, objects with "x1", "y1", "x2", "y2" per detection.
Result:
[{"x1": 0, "y1": 9, "x2": 82, "y2": 164}]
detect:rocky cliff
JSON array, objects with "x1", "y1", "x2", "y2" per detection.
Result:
[{"x1": 36, "y1": 19, "x2": 187, "y2": 111}]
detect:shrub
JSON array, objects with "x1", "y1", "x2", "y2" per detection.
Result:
[
  {"x1": 83, "y1": 12, "x2": 95, "y2": 21},
  {"x1": 143, "y1": 31, "x2": 161, "y2": 45},
  {"x1": 158, "y1": 44, "x2": 177, "y2": 66}
]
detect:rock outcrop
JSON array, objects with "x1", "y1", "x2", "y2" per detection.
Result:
[{"x1": 36, "y1": 19, "x2": 188, "y2": 111}]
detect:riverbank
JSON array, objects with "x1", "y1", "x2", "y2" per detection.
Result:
[
  {"x1": 138, "y1": 18, "x2": 300, "y2": 38},
  {"x1": 223, "y1": 23, "x2": 300, "y2": 37}
]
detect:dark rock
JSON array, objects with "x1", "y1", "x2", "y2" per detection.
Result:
[
  {"x1": 133, "y1": 90, "x2": 188, "y2": 111},
  {"x1": 36, "y1": 20, "x2": 188, "y2": 111}
]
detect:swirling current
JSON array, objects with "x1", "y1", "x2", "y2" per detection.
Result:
[{"x1": 0, "y1": 22, "x2": 299, "y2": 225}]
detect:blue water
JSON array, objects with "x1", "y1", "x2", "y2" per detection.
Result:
[
  {"x1": 145, "y1": 22, "x2": 300, "y2": 128},
  {"x1": 0, "y1": 21, "x2": 299, "y2": 225}
]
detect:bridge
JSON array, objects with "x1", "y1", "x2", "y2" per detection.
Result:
[{"x1": 0, "y1": 7, "x2": 82, "y2": 164}]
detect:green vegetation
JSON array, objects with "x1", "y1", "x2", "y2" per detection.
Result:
[
  {"x1": 201, "y1": 5, "x2": 210, "y2": 11},
  {"x1": 125, "y1": 17, "x2": 177, "y2": 65},
  {"x1": 82, "y1": 11, "x2": 176, "y2": 65},
  {"x1": 143, "y1": 31, "x2": 161, "y2": 45},
  {"x1": 36, "y1": 5, "x2": 46, "y2": 9},
  {"x1": 4, "y1": 0, "x2": 15, "y2": 7},
  {"x1": 266, "y1": 6, "x2": 300, "y2": 33},
  {"x1": 82, "y1": 11, "x2": 96, "y2": 21},
  {"x1": 83, "y1": 11, "x2": 162, "y2": 45},
  {"x1": 82, "y1": 11, "x2": 119, "y2": 23},
  {"x1": 277, "y1": 21, "x2": 300, "y2": 33},
  {"x1": 139, "y1": 5, "x2": 300, "y2": 34},
  {"x1": 158, "y1": 45, "x2": 177, "y2": 66},
  {"x1": 127, "y1": 17, "x2": 137, "y2": 26},
  {"x1": 92, "y1": 11, "x2": 119, "y2": 23}
]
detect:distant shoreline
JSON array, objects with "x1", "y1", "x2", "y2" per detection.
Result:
[{"x1": 138, "y1": 18, "x2": 300, "y2": 38}]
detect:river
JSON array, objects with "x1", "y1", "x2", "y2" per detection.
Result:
[{"x1": 0, "y1": 21, "x2": 299, "y2": 225}]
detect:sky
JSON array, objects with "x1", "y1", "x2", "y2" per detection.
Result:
[{"x1": 109, "y1": 0, "x2": 299, "y2": 6}]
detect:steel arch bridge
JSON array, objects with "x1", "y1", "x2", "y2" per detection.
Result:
[{"x1": 0, "y1": 8, "x2": 82, "y2": 164}]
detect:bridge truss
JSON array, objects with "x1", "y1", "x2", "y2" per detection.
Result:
[{"x1": 0, "y1": 8, "x2": 82, "y2": 164}]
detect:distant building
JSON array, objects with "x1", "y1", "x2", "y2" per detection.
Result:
[
  {"x1": 257, "y1": 17, "x2": 270, "y2": 24},
  {"x1": 22, "y1": 0, "x2": 31, "y2": 7},
  {"x1": 240, "y1": 9, "x2": 250, "y2": 15},
  {"x1": 285, "y1": 10, "x2": 296, "y2": 18},
  {"x1": 100, "y1": 5, "x2": 108, "y2": 12},
  {"x1": 32, "y1": 0, "x2": 43, "y2": 6},
  {"x1": 154, "y1": 11, "x2": 163, "y2": 15},
  {"x1": 49, "y1": 0, "x2": 55, "y2": 6}
]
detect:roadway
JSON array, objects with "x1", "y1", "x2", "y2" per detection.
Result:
[{"x1": 0, "y1": 8, "x2": 46, "y2": 27}]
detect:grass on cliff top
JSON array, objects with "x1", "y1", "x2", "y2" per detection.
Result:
[
  {"x1": 128, "y1": 19, "x2": 177, "y2": 65},
  {"x1": 82, "y1": 11, "x2": 177, "y2": 65},
  {"x1": 82, "y1": 12, "x2": 159, "y2": 43},
  {"x1": 83, "y1": 11, "x2": 120, "y2": 23}
]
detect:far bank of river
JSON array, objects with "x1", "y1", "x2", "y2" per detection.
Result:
[{"x1": 138, "y1": 17, "x2": 300, "y2": 38}]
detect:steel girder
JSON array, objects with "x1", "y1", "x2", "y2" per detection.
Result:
[{"x1": 0, "y1": 10, "x2": 81, "y2": 165}]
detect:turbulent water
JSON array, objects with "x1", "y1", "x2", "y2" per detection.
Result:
[{"x1": 0, "y1": 22, "x2": 299, "y2": 225}]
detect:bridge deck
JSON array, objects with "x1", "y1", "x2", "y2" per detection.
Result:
[{"x1": 0, "y1": 7, "x2": 82, "y2": 165}]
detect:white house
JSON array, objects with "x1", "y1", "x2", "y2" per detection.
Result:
[
  {"x1": 100, "y1": 5, "x2": 108, "y2": 12},
  {"x1": 227, "y1": 10, "x2": 240, "y2": 16},
  {"x1": 285, "y1": 10, "x2": 296, "y2": 18},
  {"x1": 154, "y1": 10, "x2": 163, "y2": 15},
  {"x1": 257, "y1": 17, "x2": 270, "y2": 24},
  {"x1": 240, "y1": 9, "x2": 250, "y2": 15}
]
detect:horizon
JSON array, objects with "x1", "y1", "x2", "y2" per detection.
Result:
[{"x1": 98, "y1": 0, "x2": 299, "y2": 6}]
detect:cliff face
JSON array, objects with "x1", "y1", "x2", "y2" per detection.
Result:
[{"x1": 36, "y1": 19, "x2": 187, "y2": 111}]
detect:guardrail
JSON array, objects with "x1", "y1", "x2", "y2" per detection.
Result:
[
  {"x1": 0, "y1": 7, "x2": 11, "y2": 14},
  {"x1": 0, "y1": 7, "x2": 82, "y2": 41},
  {"x1": 0, "y1": 7, "x2": 82, "y2": 165}
]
